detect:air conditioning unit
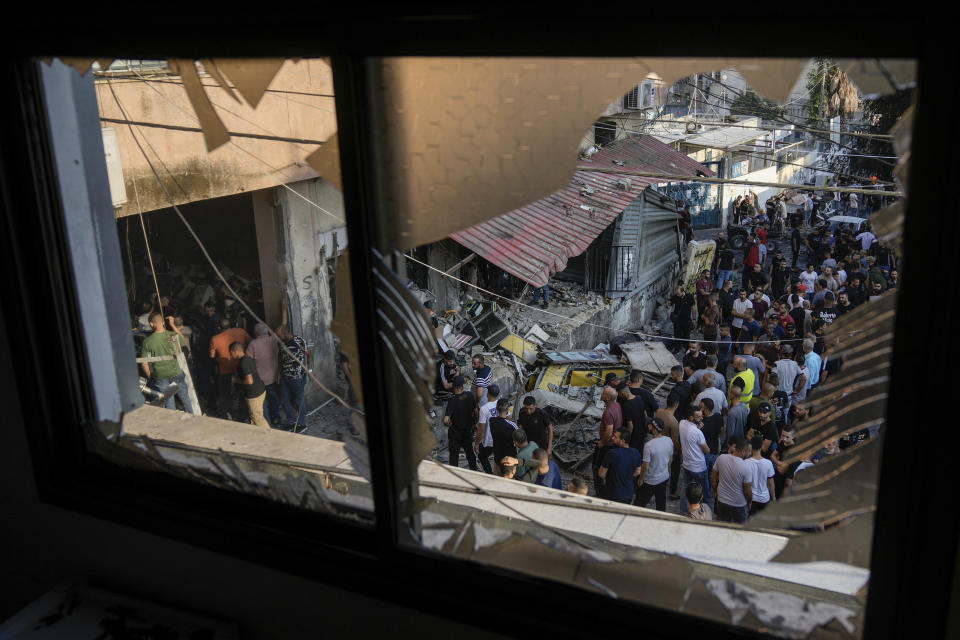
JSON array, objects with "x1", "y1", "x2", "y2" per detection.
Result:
[
  {"x1": 615, "y1": 179, "x2": 632, "y2": 191},
  {"x1": 623, "y1": 86, "x2": 640, "y2": 110}
]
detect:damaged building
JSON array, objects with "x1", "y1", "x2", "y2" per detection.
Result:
[
  {"x1": 415, "y1": 135, "x2": 713, "y2": 351},
  {"x1": 97, "y1": 60, "x2": 344, "y2": 401}
]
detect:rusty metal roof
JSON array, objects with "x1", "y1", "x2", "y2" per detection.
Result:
[{"x1": 450, "y1": 135, "x2": 713, "y2": 287}]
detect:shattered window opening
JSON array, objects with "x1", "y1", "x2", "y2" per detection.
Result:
[
  {"x1": 373, "y1": 56, "x2": 912, "y2": 637},
  {"x1": 43, "y1": 56, "x2": 374, "y2": 525},
  {"x1": 36, "y1": 52, "x2": 914, "y2": 638}
]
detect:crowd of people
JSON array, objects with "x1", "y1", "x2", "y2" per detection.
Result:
[
  {"x1": 134, "y1": 287, "x2": 322, "y2": 431},
  {"x1": 437, "y1": 201, "x2": 895, "y2": 524}
]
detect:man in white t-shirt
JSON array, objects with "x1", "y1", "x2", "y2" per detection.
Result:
[
  {"x1": 773, "y1": 346, "x2": 804, "y2": 416},
  {"x1": 475, "y1": 384, "x2": 501, "y2": 474},
  {"x1": 679, "y1": 407, "x2": 712, "y2": 514},
  {"x1": 731, "y1": 289, "x2": 753, "y2": 338},
  {"x1": 848, "y1": 192, "x2": 859, "y2": 215},
  {"x1": 634, "y1": 417, "x2": 674, "y2": 512},
  {"x1": 745, "y1": 435, "x2": 776, "y2": 515},
  {"x1": 711, "y1": 436, "x2": 752, "y2": 523},
  {"x1": 798, "y1": 264, "x2": 818, "y2": 293}
]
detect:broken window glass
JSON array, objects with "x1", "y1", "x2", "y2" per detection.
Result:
[
  {"x1": 42, "y1": 57, "x2": 373, "y2": 525},
  {"x1": 372, "y1": 56, "x2": 913, "y2": 636}
]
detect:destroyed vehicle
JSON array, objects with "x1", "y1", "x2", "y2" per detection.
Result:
[{"x1": 525, "y1": 349, "x2": 629, "y2": 393}]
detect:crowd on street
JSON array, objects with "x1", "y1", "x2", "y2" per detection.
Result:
[
  {"x1": 436, "y1": 199, "x2": 896, "y2": 523},
  {"x1": 133, "y1": 289, "x2": 327, "y2": 432}
]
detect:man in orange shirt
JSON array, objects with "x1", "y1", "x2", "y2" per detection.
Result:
[{"x1": 209, "y1": 317, "x2": 252, "y2": 420}]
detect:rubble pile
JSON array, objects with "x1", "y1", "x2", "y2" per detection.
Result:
[{"x1": 427, "y1": 290, "x2": 681, "y2": 482}]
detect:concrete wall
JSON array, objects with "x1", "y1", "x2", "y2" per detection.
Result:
[
  {"x1": 97, "y1": 59, "x2": 336, "y2": 218},
  {"x1": 252, "y1": 190, "x2": 283, "y2": 328},
  {"x1": 274, "y1": 178, "x2": 345, "y2": 402},
  {"x1": 551, "y1": 263, "x2": 678, "y2": 351},
  {"x1": 427, "y1": 240, "x2": 465, "y2": 313}
]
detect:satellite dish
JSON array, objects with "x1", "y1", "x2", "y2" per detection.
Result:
[{"x1": 685, "y1": 121, "x2": 698, "y2": 134}]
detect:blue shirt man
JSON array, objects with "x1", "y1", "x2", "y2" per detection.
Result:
[
  {"x1": 803, "y1": 342, "x2": 822, "y2": 390},
  {"x1": 598, "y1": 429, "x2": 644, "y2": 503},
  {"x1": 534, "y1": 454, "x2": 563, "y2": 490}
]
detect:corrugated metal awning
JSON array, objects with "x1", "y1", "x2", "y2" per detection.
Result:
[{"x1": 449, "y1": 135, "x2": 713, "y2": 287}]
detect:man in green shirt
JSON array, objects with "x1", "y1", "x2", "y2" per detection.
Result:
[
  {"x1": 513, "y1": 429, "x2": 541, "y2": 482},
  {"x1": 140, "y1": 313, "x2": 194, "y2": 413}
]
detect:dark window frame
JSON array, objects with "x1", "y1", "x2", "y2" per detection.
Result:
[{"x1": 0, "y1": 13, "x2": 954, "y2": 639}]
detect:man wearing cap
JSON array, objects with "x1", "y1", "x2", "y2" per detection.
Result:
[
  {"x1": 475, "y1": 383, "x2": 501, "y2": 474},
  {"x1": 436, "y1": 350, "x2": 459, "y2": 395},
  {"x1": 604, "y1": 371, "x2": 621, "y2": 391},
  {"x1": 598, "y1": 428, "x2": 644, "y2": 504},
  {"x1": 747, "y1": 401, "x2": 778, "y2": 460},
  {"x1": 729, "y1": 357, "x2": 756, "y2": 404},
  {"x1": 443, "y1": 375, "x2": 479, "y2": 471},
  {"x1": 711, "y1": 436, "x2": 753, "y2": 523},
  {"x1": 635, "y1": 417, "x2": 673, "y2": 511}
]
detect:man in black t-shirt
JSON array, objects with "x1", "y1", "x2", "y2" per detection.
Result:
[
  {"x1": 626, "y1": 371, "x2": 658, "y2": 422},
  {"x1": 617, "y1": 383, "x2": 649, "y2": 455},
  {"x1": 717, "y1": 280, "x2": 736, "y2": 326},
  {"x1": 489, "y1": 397, "x2": 519, "y2": 475},
  {"x1": 682, "y1": 342, "x2": 707, "y2": 380},
  {"x1": 699, "y1": 397, "x2": 722, "y2": 455},
  {"x1": 436, "y1": 350, "x2": 459, "y2": 395},
  {"x1": 669, "y1": 365, "x2": 693, "y2": 421},
  {"x1": 443, "y1": 375, "x2": 479, "y2": 470},
  {"x1": 790, "y1": 226, "x2": 803, "y2": 269},
  {"x1": 670, "y1": 286, "x2": 696, "y2": 343},
  {"x1": 517, "y1": 395, "x2": 553, "y2": 456},
  {"x1": 716, "y1": 243, "x2": 735, "y2": 289},
  {"x1": 229, "y1": 342, "x2": 269, "y2": 428},
  {"x1": 747, "y1": 401, "x2": 779, "y2": 460}
]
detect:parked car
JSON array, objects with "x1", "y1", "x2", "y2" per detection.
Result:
[{"x1": 825, "y1": 215, "x2": 868, "y2": 233}]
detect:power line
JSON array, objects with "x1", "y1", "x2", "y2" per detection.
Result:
[
  {"x1": 99, "y1": 116, "x2": 329, "y2": 146},
  {"x1": 106, "y1": 78, "x2": 358, "y2": 415},
  {"x1": 404, "y1": 253, "x2": 813, "y2": 346},
  {"x1": 575, "y1": 166, "x2": 903, "y2": 197},
  {"x1": 95, "y1": 71, "x2": 336, "y2": 99},
  {"x1": 671, "y1": 76, "x2": 898, "y2": 166},
  {"x1": 125, "y1": 69, "x2": 345, "y2": 225}
]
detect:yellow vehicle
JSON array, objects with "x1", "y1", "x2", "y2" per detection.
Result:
[{"x1": 525, "y1": 349, "x2": 628, "y2": 393}]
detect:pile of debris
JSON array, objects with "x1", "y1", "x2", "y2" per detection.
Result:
[{"x1": 429, "y1": 294, "x2": 681, "y2": 476}]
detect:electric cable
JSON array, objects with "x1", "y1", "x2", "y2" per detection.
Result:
[{"x1": 106, "y1": 78, "x2": 359, "y2": 415}]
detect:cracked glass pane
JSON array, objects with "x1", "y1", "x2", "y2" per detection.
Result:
[
  {"x1": 380, "y1": 56, "x2": 912, "y2": 636},
  {"x1": 45, "y1": 56, "x2": 373, "y2": 525}
]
